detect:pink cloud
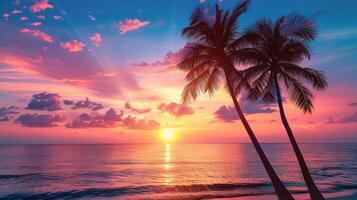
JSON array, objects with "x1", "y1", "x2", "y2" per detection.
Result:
[
  {"x1": 3, "y1": 13, "x2": 10, "y2": 18},
  {"x1": 119, "y1": 18, "x2": 150, "y2": 35},
  {"x1": 20, "y1": 28, "x2": 53, "y2": 43},
  {"x1": 61, "y1": 40, "x2": 86, "y2": 53},
  {"x1": 20, "y1": 16, "x2": 28, "y2": 21},
  {"x1": 0, "y1": 50, "x2": 42, "y2": 70},
  {"x1": 157, "y1": 102, "x2": 194, "y2": 118},
  {"x1": 89, "y1": 33, "x2": 102, "y2": 47},
  {"x1": 31, "y1": 22, "x2": 42, "y2": 26},
  {"x1": 37, "y1": 15, "x2": 45, "y2": 19},
  {"x1": 66, "y1": 108, "x2": 159, "y2": 130},
  {"x1": 2, "y1": 26, "x2": 141, "y2": 98},
  {"x1": 200, "y1": 0, "x2": 206, "y2": 3},
  {"x1": 151, "y1": 49, "x2": 184, "y2": 67},
  {"x1": 30, "y1": 0, "x2": 54, "y2": 13},
  {"x1": 88, "y1": 15, "x2": 96, "y2": 21},
  {"x1": 122, "y1": 115, "x2": 160, "y2": 130},
  {"x1": 133, "y1": 48, "x2": 186, "y2": 73},
  {"x1": 12, "y1": 9, "x2": 22, "y2": 14},
  {"x1": 53, "y1": 15, "x2": 62, "y2": 20}
]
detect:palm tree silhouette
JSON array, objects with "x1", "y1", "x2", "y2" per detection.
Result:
[
  {"x1": 236, "y1": 14, "x2": 327, "y2": 200},
  {"x1": 178, "y1": 1, "x2": 294, "y2": 199}
]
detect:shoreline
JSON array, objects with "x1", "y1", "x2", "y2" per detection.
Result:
[{"x1": 214, "y1": 190, "x2": 357, "y2": 200}]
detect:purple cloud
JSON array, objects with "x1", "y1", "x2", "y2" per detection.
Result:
[
  {"x1": 328, "y1": 111, "x2": 357, "y2": 124},
  {"x1": 349, "y1": 102, "x2": 357, "y2": 106},
  {"x1": 214, "y1": 105, "x2": 239, "y2": 123},
  {"x1": 341, "y1": 111, "x2": 357, "y2": 123},
  {"x1": 71, "y1": 97, "x2": 104, "y2": 111},
  {"x1": 66, "y1": 108, "x2": 123, "y2": 128},
  {"x1": 63, "y1": 100, "x2": 74, "y2": 105},
  {"x1": 27, "y1": 92, "x2": 62, "y2": 111},
  {"x1": 15, "y1": 113, "x2": 64, "y2": 127},
  {"x1": 0, "y1": 106, "x2": 20, "y2": 122},
  {"x1": 214, "y1": 91, "x2": 276, "y2": 123},
  {"x1": 66, "y1": 108, "x2": 160, "y2": 130},
  {"x1": 326, "y1": 111, "x2": 357, "y2": 124},
  {"x1": 125, "y1": 101, "x2": 151, "y2": 114}
]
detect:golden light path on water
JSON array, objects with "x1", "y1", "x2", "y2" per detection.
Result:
[{"x1": 163, "y1": 144, "x2": 173, "y2": 184}]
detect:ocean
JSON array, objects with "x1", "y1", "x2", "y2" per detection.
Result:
[{"x1": 0, "y1": 144, "x2": 356, "y2": 199}]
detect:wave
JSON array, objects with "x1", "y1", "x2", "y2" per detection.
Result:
[
  {"x1": 0, "y1": 173, "x2": 61, "y2": 181},
  {"x1": 0, "y1": 173, "x2": 40, "y2": 180},
  {"x1": 2, "y1": 182, "x2": 356, "y2": 200},
  {"x1": 334, "y1": 184, "x2": 357, "y2": 190},
  {"x1": 0, "y1": 182, "x2": 271, "y2": 200}
]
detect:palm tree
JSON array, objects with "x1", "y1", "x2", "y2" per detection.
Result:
[
  {"x1": 178, "y1": 1, "x2": 294, "y2": 199},
  {"x1": 235, "y1": 14, "x2": 327, "y2": 200}
]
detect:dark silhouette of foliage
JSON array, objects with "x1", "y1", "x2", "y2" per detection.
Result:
[
  {"x1": 178, "y1": 1, "x2": 294, "y2": 199},
  {"x1": 237, "y1": 14, "x2": 327, "y2": 200}
]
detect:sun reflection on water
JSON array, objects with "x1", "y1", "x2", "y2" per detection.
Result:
[{"x1": 163, "y1": 144, "x2": 173, "y2": 184}]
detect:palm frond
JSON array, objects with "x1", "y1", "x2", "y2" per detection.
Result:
[
  {"x1": 229, "y1": 48, "x2": 267, "y2": 65},
  {"x1": 243, "y1": 64, "x2": 269, "y2": 81},
  {"x1": 281, "y1": 13, "x2": 317, "y2": 41},
  {"x1": 181, "y1": 67, "x2": 213, "y2": 104},
  {"x1": 230, "y1": 69, "x2": 250, "y2": 96},
  {"x1": 224, "y1": 0, "x2": 249, "y2": 41},
  {"x1": 214, "y1": 4, "x2": 223, "y2": 35},
  {"x1": 279, "y1": 72, "x2": 314, "y2": 113},
  {"x1": 233, "y1": 13, "x2": 326, "y2": 113},
  {"x1": 280, "y1": 63, "x2": 327, "y2": 90},
  {"x1": 260, "y1": 73, "x2": 276, "y2": 103},
  {"x1": 184, "y1": 60, "x2": 215, "y2": 81},
  {"x1": 177, "y1": 53, "x2": 211, "y2": 71},
  {"x1": 204, "y1": 67, "x2": 224, "y2": 97},
  {"x1": 280, "y1": 39, "x2": 311, "y2": 62},
  {"x1": 248, "y1": 70, "x2": 271, "y2": 101},
  {"x1": 180, "y1": 2, "x2": 251, "y2": 104},
  {"x1": 182, "y1": 24, "x2": 214, "y2": 45},
  {"x1": 177, "y1": 43, "x2": 214, "y2": 71},
  {"x1": 255, "y1": 18, "x2": 275, "y2": 42},
  {"x1": 228, "y1": 31, "x2": 261, "y2": 49}
]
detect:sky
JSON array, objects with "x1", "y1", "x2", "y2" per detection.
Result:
[{"x1": 0, "y1": 0, "x2": 357, "y2": 144}]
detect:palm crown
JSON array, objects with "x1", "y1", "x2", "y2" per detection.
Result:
[
  {"x1": 177, "y1": 1, "x2": 249, "y2": 103},
  {"x1": 236, "y1": 14, "x2": 327, "y2": 113}
]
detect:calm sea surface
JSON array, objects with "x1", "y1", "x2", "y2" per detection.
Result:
[{"x1": 0, "y1": 144, "x2": 356, "y2": 200}]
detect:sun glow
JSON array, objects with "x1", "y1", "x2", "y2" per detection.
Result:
[{"x1": 160, "y1": 128, "x2": 176, "y2": 143}]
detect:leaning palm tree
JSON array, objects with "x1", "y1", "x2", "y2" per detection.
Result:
[
  {"x1": 178, "y1": 1, "x2": 294, "y2": 199},
  {"x1": 235, "y1": 14, "x2": 327, "y2": 200}
]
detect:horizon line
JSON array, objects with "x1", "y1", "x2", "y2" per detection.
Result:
[{"x1": 0, "y1": 142, "x2": 356, "y2": 145}]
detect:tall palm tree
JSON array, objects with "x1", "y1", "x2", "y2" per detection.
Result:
[
  {"x1": 178, "y1": 1, "x2": 294, "y2": 199},
  {"x1": 235, "y1": 14, "x2": 327, "y2": 200}
]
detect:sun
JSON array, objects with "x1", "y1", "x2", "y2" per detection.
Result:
[{"x1": 160, "y1": 128, "x2": 176, "y2": 143}]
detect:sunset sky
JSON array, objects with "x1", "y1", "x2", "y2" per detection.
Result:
[{"x1": 0, "y1": 0, "x2": 357, "y2": 144}]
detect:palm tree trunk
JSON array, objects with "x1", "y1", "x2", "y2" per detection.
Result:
[
  {"x1": 274, "y1": 78, "x2": 325, "y2": 200},
  {"x1": 225, "y1": 74, "x2": 294, "y2": 200}
]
